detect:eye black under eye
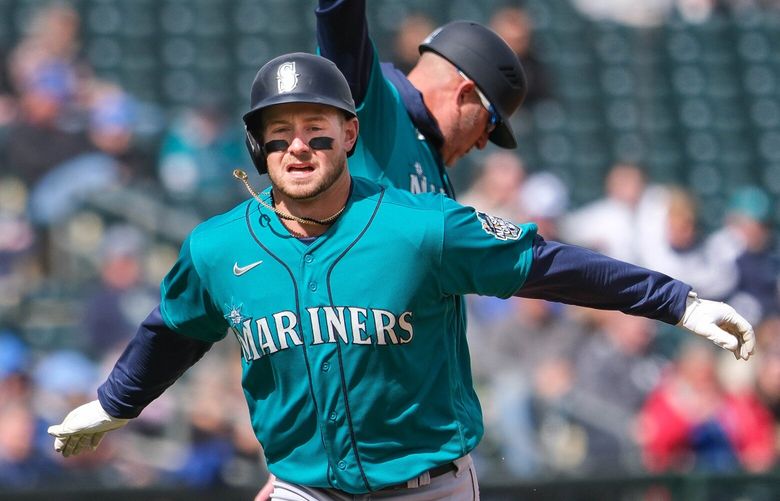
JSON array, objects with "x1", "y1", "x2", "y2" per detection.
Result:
[
  {"x1": 308, "y1": 137, "x2": 334, "y2": 150},
  {"x1": 263, "y1": 139, "x2": 289, "y2": 153},
  {"x1": 262, "y1": 137, "x2": 334, "y2": 153}
]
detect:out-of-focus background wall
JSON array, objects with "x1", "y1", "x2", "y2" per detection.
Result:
[{"x1": 1, "y1": 1, "x2": 779, "y2": 499}]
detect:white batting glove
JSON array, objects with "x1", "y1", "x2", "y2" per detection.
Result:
[
  {"x1": 47, "y1": 400, "x2": 129, "y2": 457},
  {"x1": 678, "y1": 291, "x2": 756, "y2": 361}
]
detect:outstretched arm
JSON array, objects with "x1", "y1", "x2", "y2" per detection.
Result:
[
  {"x1": 97, "y1": 306, "x2": 213, "y2": 417},
  {"x1": 316, "y1": 0, "x2": 373, "y2": 104},
  {"x1": 518, "y1": 236, "x2": 690, "y2": 323},
  {"x1": 48, "y1": 306, "x2": 213, "y2": 456},
  {"x1": 518, "y1": 236, "x2": 755, "y2": 360}
]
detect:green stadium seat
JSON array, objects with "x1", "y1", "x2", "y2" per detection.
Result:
[
  {"x1": 688, "y1": 164, "x2": 723, "y2": 197},
  {"x1": 762, "y1": 163, "x2": 780, "y2": 195},
  {"x1": 759, "y1": 130, "x2": 780, "y2": 162},
  {"x1": 162, "y1": 38, "x2": 196, "y2": 68},
  {"x1": 232, "y1": 1, "x2": 267, "y2": 35},
  {"x1": 601, "y1": 66, "x2": 634, "y2": 97},
  {"x1": 749, "y1": 98, "x2": 780, "y2": 128},
  {"x1": 672, "y1": 65, "x2": 706, "y2": 96},
  {"x1": 743, "y1": 65, "x2": 777, "y2": 96},
  {"x1": 679, "y1": 98, "x2": 713, "y2": 130},
  {"x1": 686, "y1": 131, "x2": 719, "y2": 162},
  {"x1": 160, "y1": 1, "x2": 196, "y2": 35}
]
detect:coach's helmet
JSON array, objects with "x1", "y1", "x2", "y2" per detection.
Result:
[
  {"x1": 420, "y1": 21, "x2": 527, "y2": 149},
  {"x1": 242, "y1": 52, "x2": 357, "y2": 174}
]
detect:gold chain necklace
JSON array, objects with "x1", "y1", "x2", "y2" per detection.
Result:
[{"x1": 233, "y1": 169, "x2": 346, "y2": 230}]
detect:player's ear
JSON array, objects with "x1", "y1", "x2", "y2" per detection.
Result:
[
  {"x1": 456, "y1": 78, "x2": 475, "y2": 107},
  {"x1": 343, "y1": 116, "x2": 359, "y2": 152}
]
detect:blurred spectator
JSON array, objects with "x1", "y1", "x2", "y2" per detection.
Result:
[
  {"x1": 637, "y1": 340, "x2": 775, "y2": 473},
  {"x1": 636, "y1": 187, "x2": 737, "y2": 300},
  {"x1": 27, "y1": 85, "x2": 147, "y2": 227},
  {"x1": 30, "y1": 350, "x2": 125, "y2": 486},
  {"x1": 0, "y1": 333, "x2": 56, "y2": 489},
  {"x1": 0, "y1": 331, "x2": 32, "y2": 405},
  {"x1": 527, "y1": 355, "x2": 587, "y2": 476},
  {"x1": 468, "y1": 297, "x2": 584, "y2": 478},
  {"x1": 518, "y1": 171, "x2": 569, "y2": 240},
  {"x1": 708, "y1": 186, "x2": 779, "y2": 325},
  {"x1": 0, "y1": 45, "x2": 17, "y2": 131},
  {"x1": 8, "y1": 2, "x2": 83, "y2": 77},
  {"x1": 570, "y1": 0, "x2": 675, "y2": 28},
  {"x1": 32, "y1": 350, "x2": 99, "y2": 423},
  {"x1": 158, "y1": 101, "x2": 250, "y2": 216},
  {"x1": 460, "y1": 151, "x2": 526, "y2": 220},
  {"x1": 390, "y1": 13, "x2": 435, "y2": 74},
  {"x1": 5, "y1": 60, "x2": 91, "y2": 189},
  {"x1": 569, "y1": 311, "x2": 665, "y2": 473},
  {"x1": 571, "y1": 0, "x2": 729, "y2": 26},
  {"x1": 470, "y1": 298, "x2": 584, "y2": 385},
  {"x1": 172, "y1": 387, "x2": 236, "y2": 487},
  {"x1": 4, "y1": 2, "x2": 94, "y2": 189},
  {"x1": 170, "y1": 350, "x2": 260, "y2": 488},
  {"x1": 561, "y1": 162, "x2": 652, "y2": 264},
  {"x1": 81, "y1": 225, "x2": 158, "y2": 357},
  {"x1": 0, "y1": 400, "x2": 61, "y2": 488},
  {"x1": 470, "y1": 298, "x2": 587, "y2": 478},
  {"x1": 86, "y1": 83, "x2": 151, "y2": 179},
  {"x1": 0, "y1": 177, "x2": 37, "y2": 313},
  {"x1": 753, "y1": 316, "x2": 780, "y2": 422},
  {"x1": 489, "y1": 6, "x2": 551, "y2": 106},
  {"x1": 6, "y1": 2, "x2": 91, "y2": 116}
]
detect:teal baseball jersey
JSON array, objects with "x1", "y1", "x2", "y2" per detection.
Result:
[
  {"x1": 348, "y1": 44, "x2": 454, "y2": 197},
  {"x1": 159, "y1": 177, "x2": 536, "y2": 493}
]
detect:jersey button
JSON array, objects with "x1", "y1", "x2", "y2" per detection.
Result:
[
  {"x1": 308, "y1": 282, "x2": 317, "y2": 291},
  {"x1": 321, "y1": 362, "x2": 330, "y2": 372},
  {"x1": 304, "y1": 254, "x2": 314, "y2": 263},
  {"x1": 337, "y1": 460, "x2": 347, "y2": 470},
  {"x1": 329, "y1": 411, "x2": 337, "y2": 421}
]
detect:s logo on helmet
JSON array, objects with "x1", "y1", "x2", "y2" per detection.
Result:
[
  {"x1": 276, "y1": 62, "x2": 299, "y2": 93},
  {"x1": 476, "y1": 210, "x2": 522, "y2": 241}
]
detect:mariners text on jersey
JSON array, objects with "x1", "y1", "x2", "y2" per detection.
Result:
[{"x1": 229, "y1": 306, "x2": 414, "y2": 361}]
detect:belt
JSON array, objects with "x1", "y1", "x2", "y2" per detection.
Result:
[
  {"x1": 428, "y1": 462, "x2": 458, "y2": 478},
  {"x1": 381, "y1": 461, "x2": 458, "y2": 491}
]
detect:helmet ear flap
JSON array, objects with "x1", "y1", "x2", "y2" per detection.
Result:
[{"x1": 245, "y1": 128, "x2": 268, "y2": 175}]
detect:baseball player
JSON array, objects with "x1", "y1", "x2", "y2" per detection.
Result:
[
  {"x1": 303, "y1": 9, "x2": 526, "y2": 494},
  {"x1": 315, "y1": 0, "x2": 526, "y2": 198},
  {"x1": 49, "y1": 53, "x2": 755, "y2": 501}
]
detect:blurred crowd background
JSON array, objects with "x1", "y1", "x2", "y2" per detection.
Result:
[{"x1": 1, "y1": 0, "x2": 780, "y2": 496}]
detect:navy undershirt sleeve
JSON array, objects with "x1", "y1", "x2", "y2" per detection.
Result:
[
  {"x1": 517, "y1": 236, "x2": 691, "y2": 325},
  {"x1": 97, "y1": 305, "x2": 213, "y2": 419},
  {"x1": 316, "y1": 0, "x2": 372, "y2": 104}
]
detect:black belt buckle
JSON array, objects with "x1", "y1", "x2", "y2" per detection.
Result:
[
  {"x1": 428, "y1": 461, "x2": 457, "y2": 479},
  {"x1": 382, "y1": 461, "x2": 457, "y2": 491}
]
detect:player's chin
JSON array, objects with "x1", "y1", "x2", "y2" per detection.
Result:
[{"x1": 278, "y1": 178, "x2": 326, "y2": 200}]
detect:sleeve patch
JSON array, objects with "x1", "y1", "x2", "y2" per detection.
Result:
[{"x1": 476, "y1": 210, "x2": 523, "y2": 241}]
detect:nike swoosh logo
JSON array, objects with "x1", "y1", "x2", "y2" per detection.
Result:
[{"x1": 233, "y1": 260, "x2": 263, "y2": 276}]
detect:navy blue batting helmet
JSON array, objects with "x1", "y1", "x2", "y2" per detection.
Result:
[
  {"x1": 242, "y1": 52, "x2": 357, "y2": 174},
  {"x1": 420, "y1": 21, "x2": 527, "y2": 149}
]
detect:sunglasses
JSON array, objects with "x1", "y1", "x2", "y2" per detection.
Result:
[{"x1": 458, "y1": 70, "x2": 499, "y2": 134}]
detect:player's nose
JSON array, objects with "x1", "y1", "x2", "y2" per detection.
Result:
[{"x1": 288, "y1": 136, "x2": 310, "y2": 154}]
